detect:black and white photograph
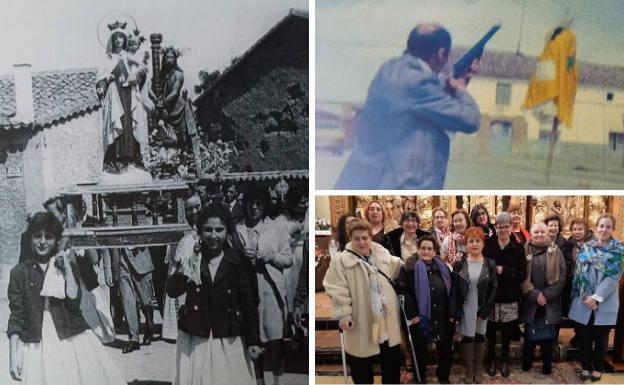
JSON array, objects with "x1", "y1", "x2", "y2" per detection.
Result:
[{"x1": 0, "y1": 1, "x2": 309, "y2": 384}]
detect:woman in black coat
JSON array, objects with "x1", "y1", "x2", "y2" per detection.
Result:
[
  {"x1": 482, "y1": 212, "x2": 526, "y2": 377},
  {"x1": 167, "y1": 203, "x2": 261, "y2": 385},
  {"x1": 397, "y1": 234, "x2": 455, "y2": 384},
  {"x1": 470, "y1": 204, "x2": 497, "y2": 240},
  {"x1": 380, "y1": 210, "x2": 428, "y2": 260}
]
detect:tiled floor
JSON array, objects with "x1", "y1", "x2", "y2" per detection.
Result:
[{"x1": 316, "y1": 291, "x2": 332, "y2": 319}]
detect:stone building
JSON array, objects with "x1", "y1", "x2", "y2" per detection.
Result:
[
  {"x1": 194, "y1": 9, "x2": 309, "y2": 172},
  {"x1": 0, "y1": 66, "x2": 103, "y2": 294}
]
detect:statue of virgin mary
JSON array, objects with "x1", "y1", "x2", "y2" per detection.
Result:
[{"x1": 96, "y1": 19, "x2": 150, "y2": 183}]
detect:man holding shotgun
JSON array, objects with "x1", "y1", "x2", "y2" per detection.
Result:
[{"x1": 335, "y1": 23, "x2": 485, "y2": 190}]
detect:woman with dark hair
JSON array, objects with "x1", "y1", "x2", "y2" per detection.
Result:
[
  {"x1": 569, "y1": 213, "x2": 624, "y2": 382},
  {"x1": 561, "y1": 217, "x2": 594, "y2": 317},
  {"x1": 336, "y1": 213, "x2": 358, "y2": 252},
  {"x1": 365, "y1": 200, "x2": 398, "y2": 243},
  {"x1": 162, "y1": 191, "x2": 202, "y2": 341},
  {"x1": 168, "y1": 203, "x2": 261, "y2": 385},
  {"x1": 235, "y1": 189, "x2": 292, "y2": 385},
  {"x1": 7, "y1": 212, "x2": 126, "y2": 384},
  {"x1": 483, "y1": 212, "x2": 525, "y2": 378},
  {"x1": 544, "y1": 214, "x2": 566, "y2": 249},
  {"x1": 440, "y1": 209, "x2": 471, "y2": 266},
  {"x1": 323, "y1": 220, "x2": 403, "y2": 384},
  {"x1": 520, "y1": 223, "x2": 566, "y2": 376},
  {"x1": 470, "y1": 204, "x2": 496, "y2": 240},
  {"x1": 380, "y1": 211, "x2": 428, "y2": 259},
  {"x1": 398, "y1": 234, "x2": 455, "y2": 383},
  {"x1": 453, "y1": 226, "x2": 497, "y2": 384}
]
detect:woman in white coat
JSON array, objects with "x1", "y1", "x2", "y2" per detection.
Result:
[{"x1": 323, "y1": 220, "x2": 403, "y2": 384}]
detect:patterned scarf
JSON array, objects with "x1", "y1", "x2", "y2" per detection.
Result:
[
  {"x1": 572, "y1": 238, "x2": 624, "y2": 299},
  {"x1": 435, "y1": 227, "x2": 451, "y2": 247},
  {"x1": 445, "y1": 232, "x2": 465, "y2": 265},
  {"x1": 347, "y1": 248, "x2": 389, "y2": 343}
]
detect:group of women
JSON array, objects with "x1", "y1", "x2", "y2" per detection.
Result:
[
  {"x1": 7, "y1": 185, "x2": 308, "y2": 385},
  {"x1": 323, "y1": 200, "x2": 624, "y2": 384}
]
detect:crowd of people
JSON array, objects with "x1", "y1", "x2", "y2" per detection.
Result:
[
  {"x1": 7, "y1": 180, "x2": 309, "y2": 385},
  {"x1": 323, "y1": 200, "x2": 624, "y2": 384}
]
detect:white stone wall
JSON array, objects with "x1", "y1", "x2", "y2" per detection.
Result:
[
  {"x1": 468, "y1": 77, "x2": 624, "y2": 145},
  {"x1": 35, "y1": 111, "x2": 103, "y2": 211}
]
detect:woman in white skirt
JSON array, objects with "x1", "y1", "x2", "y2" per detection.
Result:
[
  {"x1": 7, "y1": 212, "x2": 126, "y2": 385},
  {"x1": 162, "y1": 192, "x2": 202, "y2": 341},
  {"x1": 167, "y1": 203, "x2": 262, "y2": 385}
]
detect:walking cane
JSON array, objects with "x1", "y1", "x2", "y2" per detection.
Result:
[
  {"x1": 398, "y1": 295, "x2": 422, "y2": 383},
  {"x1": 338, "y1": 328, "x2": 349, "y2": 384}
]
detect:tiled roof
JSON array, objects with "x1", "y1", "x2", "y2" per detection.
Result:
[
  {"x1": 0, "y1": 68, "x2": 99, "y2": 130},
  {"x1": 451, "y1": 47, "x2": 624, "y2": 89}
]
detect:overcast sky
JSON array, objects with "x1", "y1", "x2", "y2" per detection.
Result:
[
  {"x1": 317, "y1": 0, "x2": 624, "y2": 102},
  {"x1": 0, "y1": 0, "x2": 308, "y2": 97}
]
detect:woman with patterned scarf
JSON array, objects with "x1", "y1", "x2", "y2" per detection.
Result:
[
  {"x1": 323, "y1": 220, "x2": 403, "y2": 384},
  {"x1": 441, "y1": 209, "x2": 471, "y2": 267},
  {"x1": 569, "y1": 213, "x2": 624, "y2": 382}
]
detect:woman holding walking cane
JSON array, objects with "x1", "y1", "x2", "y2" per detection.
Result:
[
  {"x1": 397, "y1": 233, "x2": 455, "y2": 384},
  {"x1": 323, "y1": 220, "x2": 403, "y2": 384}
]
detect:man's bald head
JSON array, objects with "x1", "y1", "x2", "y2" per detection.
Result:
[{"x1": 406, "y1": 23, "x2": 452, "y2": 68}]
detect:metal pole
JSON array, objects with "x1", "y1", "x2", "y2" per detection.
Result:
[
  {"x1": 339, "y1": 329, "x2": 349, "y2": 385},
  {"x1": 544, "y1": 117, "x2": 559, "y2": 186},
  {"x1": 399, "y1": 295, "x2": 422, "y2": 383}
]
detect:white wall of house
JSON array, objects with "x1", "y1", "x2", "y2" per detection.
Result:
[
  {"x1": 22, "y1": 111, "x2": 103, "y2": 214},
  {"x1": 467, "y1": 77, "x2": 624, "y2": 145}
]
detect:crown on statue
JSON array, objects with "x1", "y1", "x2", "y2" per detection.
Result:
[
  {"x1": 163, "y1": 46, "x2": 183, "y2": 58},
  {"x1": 131, "y1": 29, "x2": 146, "y2": 44},
  {"x1": 107, "y1": 21, "x2": 127, "y2": 31}
]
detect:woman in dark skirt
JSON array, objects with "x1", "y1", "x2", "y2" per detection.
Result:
[{"x1": 520, "y1": 223, "x2": 566, "y2": 376}]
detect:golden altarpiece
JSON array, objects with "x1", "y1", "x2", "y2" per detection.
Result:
[{"x1": 317, "y1": 195, "x2": 624, "y2": 365}]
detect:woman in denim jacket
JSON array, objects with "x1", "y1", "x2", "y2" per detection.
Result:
[{"x1": 7, "y1": 212, "x2": 125, "y2": 384}]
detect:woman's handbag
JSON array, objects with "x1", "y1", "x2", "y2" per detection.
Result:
[{"x1": 525, "y1": 318, "x2": 556, "y2": 342}]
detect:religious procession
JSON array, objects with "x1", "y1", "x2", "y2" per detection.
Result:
[
  {"x1": 315, "y1": 195, "x2": 624, "y2": 384},
  {"x1": 0, "y1": 2, "x2": 308, "y2": 385}
]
